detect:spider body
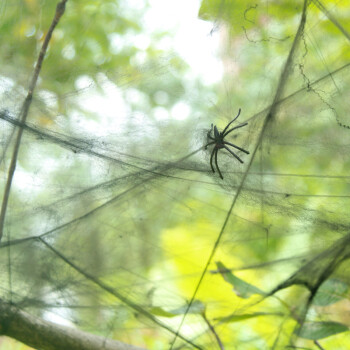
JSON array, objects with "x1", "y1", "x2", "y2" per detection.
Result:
[{"x1": 206, "y1": 108, "x2": 249, "y2": 179}]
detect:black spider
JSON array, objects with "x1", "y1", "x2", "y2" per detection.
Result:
[{"x1": 205, "y1": 108, "x2": 249, "y2": 179}]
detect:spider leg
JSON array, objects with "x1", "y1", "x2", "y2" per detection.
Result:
[
  {"x1": 209, "y1": 147, "x2": 216, "y2": 173},
  {"x1": 207, "y1": 123, "x2": 213, "y2": 136},
  {"x1": 223, "y1": 145, "x2": 244, "y2": 163},
  {"x1": 222, "y1": 108, "x2": 241, "y2": 135},
  {"x1": 205, "y1": 141, "x2": 215, "y2": 149},
  {"x1": 223, "y1": 122, "x2": 248, "y2": 137},
  {"x1": 214, "y1": 148, "x2": 223, "y2": 179},
  {"x1": 223, "y1": 141, "x2": 249, "y2": 154},
  {"x1": 207, "y1": 123, "x2": 216, "y2": 142}
]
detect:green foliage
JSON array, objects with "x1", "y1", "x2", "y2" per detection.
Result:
[
  {"x1": 313, "y1": 279, "x2": 349, "y2": 307},
  {"x1": 216, "y1": 312, "x2": 281, "y2": 324},
  {"x1": 296, "y1": 321, "x2": 348, "y2": 340},
  {"x1": 150, "y1": 300, "x2": 205, "y2": 318},
  {"x1": 199, "y1": 0, "x2": 300, "y2": 38},
  {"x1": 2, "y1": 0, "x2": 350, "y2": 349},
  {"x1": 216, "y1": 261, "x2": 265, "y2": 298}
]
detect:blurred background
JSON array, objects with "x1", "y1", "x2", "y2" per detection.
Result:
[{"x1": 1, "y1": 0, "x2": 350, "y2": 349}]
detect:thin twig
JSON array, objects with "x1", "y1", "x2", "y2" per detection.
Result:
[
  {"x1": 169, "y1": 0, "x2": 309, "y2": 348},
  {"x1": 314, "y1": 340, "x2": 326, "y2": 350},
  {"x1": 0, "y1": 0, "x2": 68, "y2": 242},
  {"x1": 38, "y1": 237, "x2": 202, "y2": 350},
  {"x1": 311, "y1": 0, "x2": 350, "y2": 42},
  {"x1": 202, "y1": 312, "x2": 225, "y2": 350}
]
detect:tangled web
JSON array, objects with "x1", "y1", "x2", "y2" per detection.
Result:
[{"x1": 1, "y1": 1, "x2": 350, "y2": 349}]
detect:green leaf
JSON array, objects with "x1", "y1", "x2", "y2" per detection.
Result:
[
  {"x1": 216, "y1": 261, "x2": 265, "y2": 298},
  {"x1": 150, "y1": 300, "x2": 205, "y2": 318},
  {"x1": 296, "y1": 322, "x2": 348, "y2": 340},
  {"x1": 216, "y1": 312, "x2": 280, "y2": 324},
  {"x1": 198, "y1": 0, "x2": 298, "y2": 33},
  {"x1": 313, "y1": 279, "x2": 348, "y2": 306},
  {"x1": 150, "y1": 307, "x2": 177, "y2": 318}
]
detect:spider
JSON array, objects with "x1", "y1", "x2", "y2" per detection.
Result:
[{"x1": 205, "y1": 108, "x2": 249, "y2": 179}]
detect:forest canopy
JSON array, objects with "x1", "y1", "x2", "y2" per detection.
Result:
[{"x1": 0, "y1": 0, "x2": 350, "y2": 349}]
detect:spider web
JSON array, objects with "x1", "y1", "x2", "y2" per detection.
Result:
[{"x1": 1, "y1": 0, "x2": 350, "y2": 349}]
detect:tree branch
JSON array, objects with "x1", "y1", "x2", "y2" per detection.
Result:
[
  {"x1": 202, "y1": 313, "x2": 224, "y2": 350},
  {"x1": 0, "y1": 0, "x2": 68, "y2": 242},
  {"x1": 0, "y1": 300, "x2": 146, "y2": 350}
]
